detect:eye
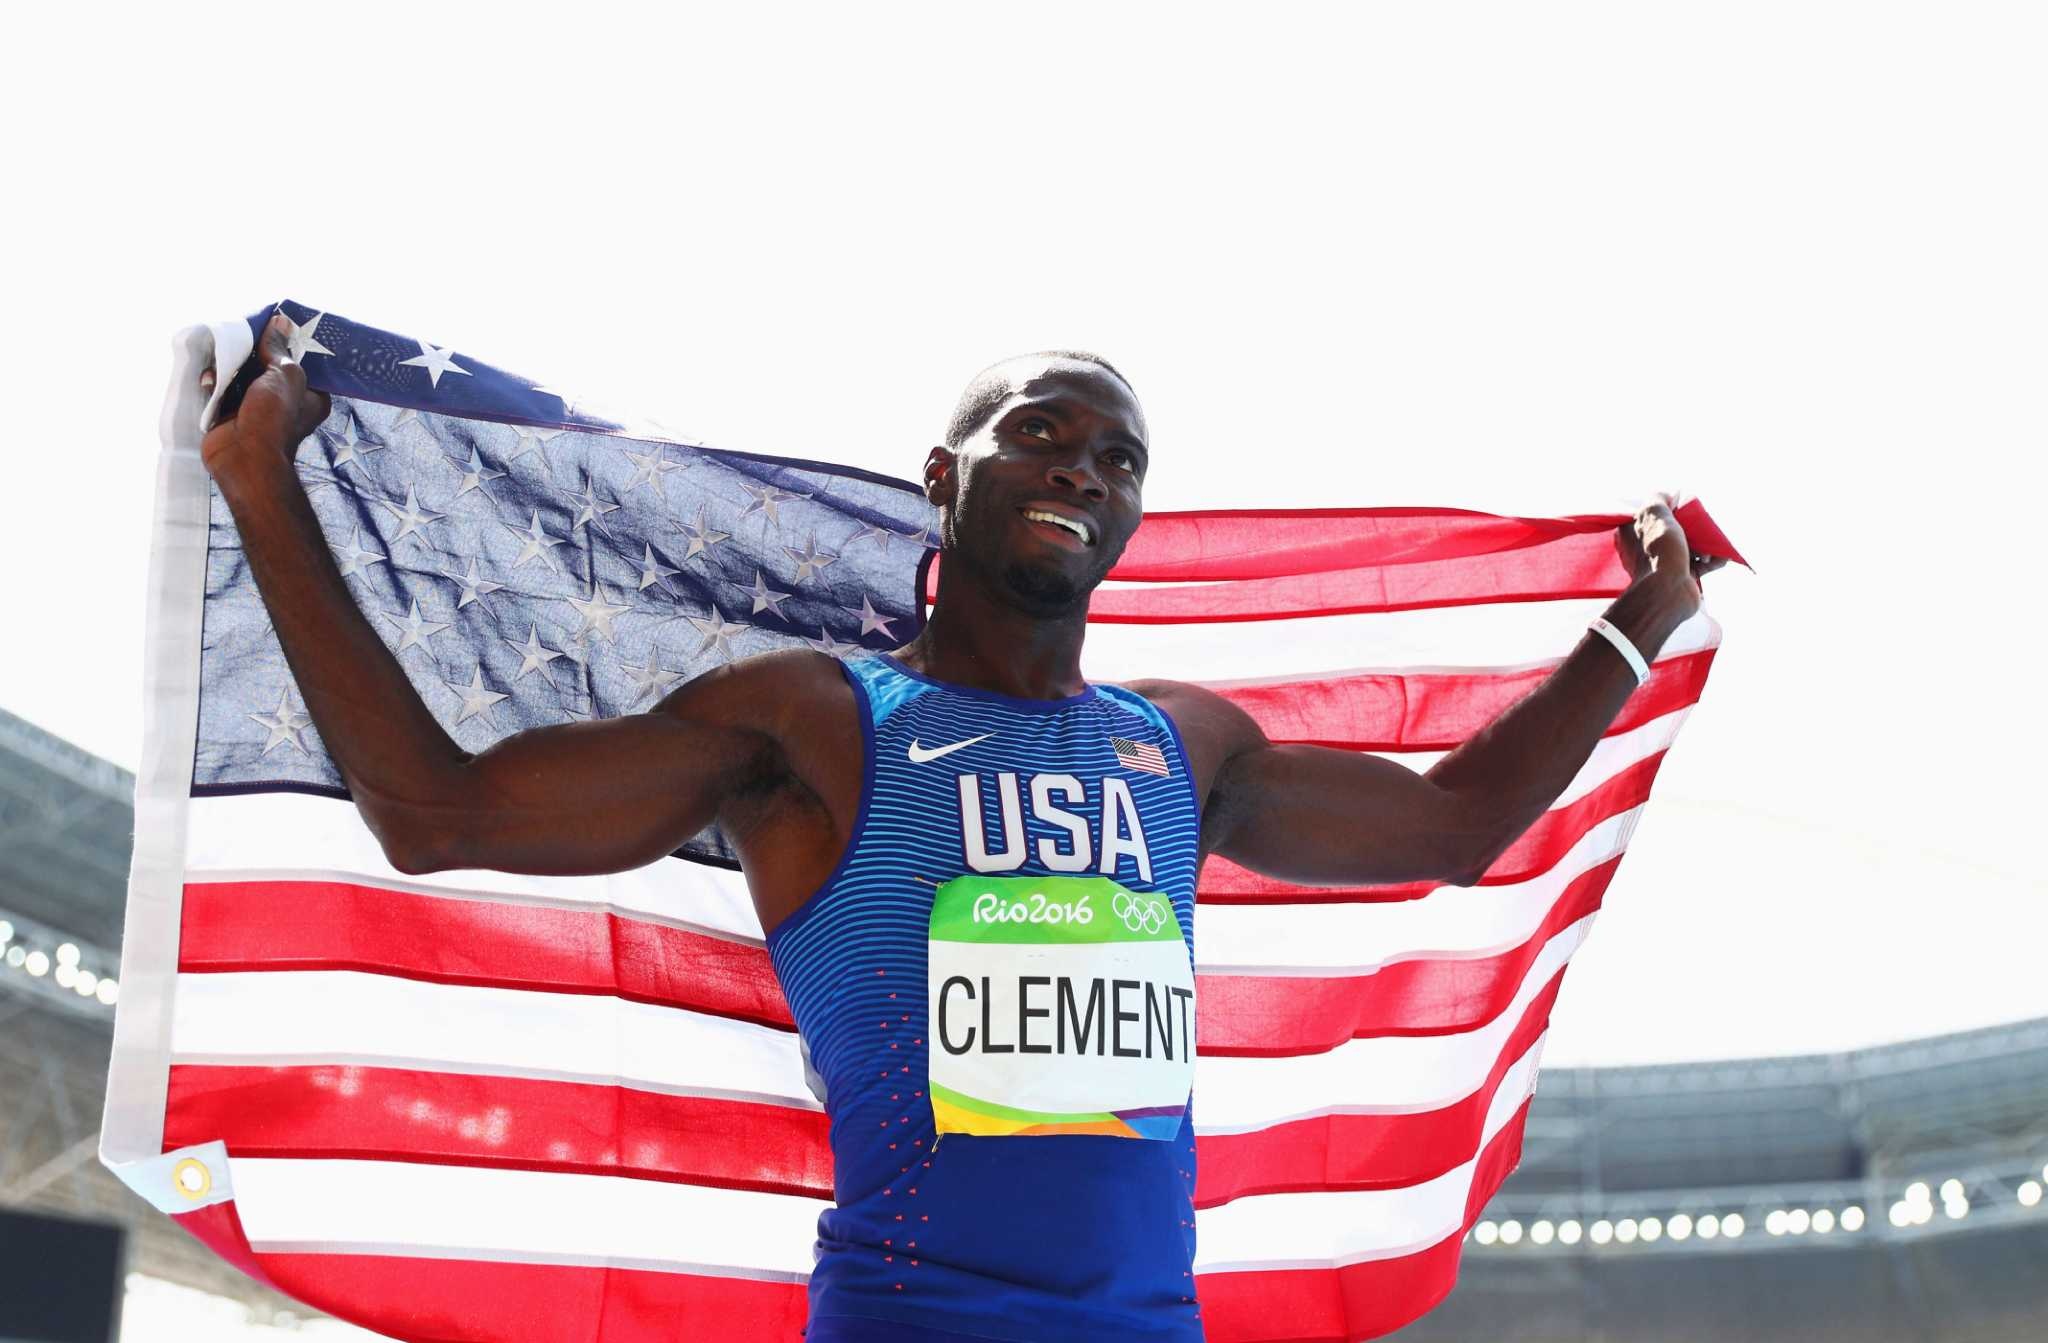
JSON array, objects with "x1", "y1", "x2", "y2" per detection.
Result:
[
  {"x1": 1017, "y1": 416, "x2": 1055, "y2": 440},
  {"x1": 1105, "y1": 447, "x2": 1138, "y2": 472}
]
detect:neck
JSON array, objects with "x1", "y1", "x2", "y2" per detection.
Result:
[{"x1": 891, "y1": 556, "x2": 1092, "y2": 700}]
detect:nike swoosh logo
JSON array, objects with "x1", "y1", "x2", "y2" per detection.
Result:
[{"x1": 907, "y1": 733, "x2": 995, "y2": 763}]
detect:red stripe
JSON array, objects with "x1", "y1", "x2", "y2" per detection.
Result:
[
  {"x1": 1198, "y1": 1100, "x2": 1533, "y2": 1342},
  {"x1": 1201, "y1": 751, "x2": 1664, "y2": 902},
  {"x1": 1196, "y1": 969, "x2": 1562, "y2": 1209},
  {"x1": 163, "y1": 1063, "x2": 836, "y2": 1199},
  {"x1": 1083, "y1": 499, "x2": 1744, "y2": 582},
  {"x1": 200, "y1": 1242, "x2": 812, "y2": 1343},
  {"x1": 1212, "y1": 647, "x2": 1712, "y2": 752},
  {"x1": 1197, "y1": 860, "x2": 1611, "y2": 1055},
  {"x1": 179, "y1": 879, "x2": 800, "y2": 1031}
]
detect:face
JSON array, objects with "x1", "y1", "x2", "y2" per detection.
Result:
[{"x1": 928, "y1": 360, "x2": 1149, "y2": 616}]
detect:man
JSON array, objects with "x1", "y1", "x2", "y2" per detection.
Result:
[{"x1": 200, "y1": 316, "x2": 1721, "y2": 1342}]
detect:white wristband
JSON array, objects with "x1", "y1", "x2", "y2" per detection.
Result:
[{"x1": 1587, "y1": 616, "x2": 1649, "y2": 686}]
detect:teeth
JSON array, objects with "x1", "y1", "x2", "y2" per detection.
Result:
[{"x1": 1023, "y1": 509, "x2": 1090, "y2": 543}]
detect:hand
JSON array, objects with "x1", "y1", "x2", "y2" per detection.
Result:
[
  {"x1": 199, "y1": 313, "x2": 333, "y2": 483},
  {"x1": 1616, "y1": 493, "x2": 1728, "y2": 616}
]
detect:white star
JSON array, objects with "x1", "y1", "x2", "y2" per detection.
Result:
[
  {"x1": 852, "y1": 595, "x2": 896, "y2": 639},
  {"x1": 377, "y1": 483, "x2": 448, "y2": 545},
  {"x1": 782, "y1": 534, "x2": 839, "y2": 585},
  {"x1": 503, "y1": 510, "x2": 566, "y2": 572},
  {"x1": 621, "y1": 446, "x2": 684, "y2": 500},
  {"x1": 566, "y1": 584, "x2": 633, "y2": 644},
  {"x1": 807, "y1": 626, "x2": 854, "y2": 656},
  {"x1": 333, "y1": 527, "x2": 386, "y2": 577},
  {"x1": 567, "y1": 473, "x2": 622, "y2": 535},
  {"x1": 446, "y1": 445, "x2": 508, "y2": 497},
  {"x1": 674, "y1": 507, "x2": 731, "y2": 560},
  {"x1": 381, "y1": 598, "x2": 452, "y2": 652},
  {"x1": 284, "y1": 312, "x2": 334, "y2": 362},
  {"x1": 440, "y1": 555, "x2": 506, "y2": 609},
  {"x1": 399, "y1": 340, "x2": 471, "y2": 389},
  {"x1": 736, "y1": 482, "x2": 809, "y2": 526},
  {"x1": 686, "y1": 607, "x2": 745, "y2": 658},
  {"x1": 509, "y1": 429, "x2": 573, "y2": 483},
  {"x1": 247, "y1": 689, "x2": 312, "y2": 756},
  {"x1": 445, "y1": 666, "x2": 508, "y2": 725},
  {"x1": 844, "y1": 521, "x2": 900, "y2": 552},
  {"x1": 387, "y1": 408, "x2": 425, "y2": 438},
  {"x1": 637, "y1": 543, "x2": 682, "y2": 595},
  {"x1": 329, "y1": 422, "x2": 384, "y2": 472},
  {"x1": 622, "y1": 656, "x2": 684, "y2": 706},
  {"x1": 744, "y1": 570, "x2": 792, "y2": 618},
  {"x1": 505, "y1": 625, "x2": 567, "y2": 687}
]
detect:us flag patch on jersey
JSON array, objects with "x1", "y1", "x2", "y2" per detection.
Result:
[{"x1": 1110, "y1": 735, "x2": 1171, "y2": 776}]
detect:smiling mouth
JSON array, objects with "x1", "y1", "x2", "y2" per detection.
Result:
[{"x1": 1019, "y1": 507, "x2": 1094, "y2": 546}]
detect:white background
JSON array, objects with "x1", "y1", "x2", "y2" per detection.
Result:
[{"x1": 2, "y1": 2, "x2": 2044, "y2": 1080}]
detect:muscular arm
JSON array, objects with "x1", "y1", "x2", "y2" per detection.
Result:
[
  {"x1": 203, "y1": 318, "x2": 823, "y2": 878},
  {"x1": 1141, "y1": 557, "x2": 1703, "y2": 889}
]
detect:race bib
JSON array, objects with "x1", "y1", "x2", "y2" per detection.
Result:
[{"x1": 927, "y1": 874, "x2": 1195, "y2": 1140}]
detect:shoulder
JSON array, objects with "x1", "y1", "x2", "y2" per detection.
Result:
[
  {"x1": 654, "y1": 647, "x2": 857, "y2": 744},
  {"x1": 1117, "y1": 678, "x2": 1265, "y2": 750},
  {"x1": 1113, "y1": 678, "x2": 1268, "y2": 805}
]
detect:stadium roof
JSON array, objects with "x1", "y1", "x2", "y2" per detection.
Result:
[{"x1": 0, "y1": 706, "x2": 133, "y2": 951}]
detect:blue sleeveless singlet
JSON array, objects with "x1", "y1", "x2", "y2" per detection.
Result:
[{"x1": 764, "y1": 654, "x2": 1207, "y2": 1342}]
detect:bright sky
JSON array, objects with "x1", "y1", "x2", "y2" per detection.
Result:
[{"x1": 3, "y1": 3, "x2": 2043, "y2": 1078}]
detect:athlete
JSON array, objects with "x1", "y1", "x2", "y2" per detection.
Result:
[{"x1": 199, "y1": 316, "x2": 1723, "y2": 1342}]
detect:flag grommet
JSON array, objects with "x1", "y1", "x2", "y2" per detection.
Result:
[{"x1": 172, "y1": 1156, "x2": 213, "y2": 1202}]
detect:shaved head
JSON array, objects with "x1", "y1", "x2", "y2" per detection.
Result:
[{"x1": 943, "y1": 351, "x2": 1136, "y2": 449}]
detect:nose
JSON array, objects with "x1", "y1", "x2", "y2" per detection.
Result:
[{"x1": 1046, "y1": 453, "x2": 1109, "y2": 502}]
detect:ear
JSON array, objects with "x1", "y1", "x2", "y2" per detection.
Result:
[{"x1": 923, "y1": 445, "x2": 957, "y2": 508}]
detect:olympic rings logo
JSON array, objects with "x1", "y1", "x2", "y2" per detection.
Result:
[{"x1": 1111, "y1": 890, "x2": 1171, "y2": 935}]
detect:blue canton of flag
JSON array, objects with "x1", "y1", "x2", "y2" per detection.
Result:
[
  {"x1": 1110, "y1": 735, "x2": 1171, "y2": 777},
  {"x1": 194, "y1": 300, "x2": 937, "y2": 866}
]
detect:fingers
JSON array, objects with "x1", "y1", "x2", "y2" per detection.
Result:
[{"x1": 259, "y1": 312, "x2": 295, "y2": 367}]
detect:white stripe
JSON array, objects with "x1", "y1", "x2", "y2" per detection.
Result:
[
  {"x1": 1195, "y1": 808, "x2": 1636, "y2": 974},
  {"x1": 181, "y1": 699, "x2": 1681, "y2": 960},
  {"x1": 1192, "y1": 916, "x2": 1589, "y2": 1132},
  {"x1": 103, "y1": 323, "x2": 225, "y2": 1167},
  {"x1": 170, "y1": 972, "x2": 819, "y2": 1110},
  {"x1": 230, "y1": 1157, "x2": 823, "y2": 1278},
  {"x1": 184, "y1": 793, "x2": 768, "y2": 943},
  {"x1": 1082, "y1": 602, "x2": 1721, "y2": 683},
  {"x1": 1193, "y1": 1032, "x2": 1544, "y2": 1271}
]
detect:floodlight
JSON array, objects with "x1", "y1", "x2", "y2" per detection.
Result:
[
  {"x1": 1640, "y1": 1217, "x2": 1662, "y2": 1242},
  {"x1": 1766, "y1": 1210, "x2": 1787, "y2": 1236},
  {"x1": 1500, "y1": 1221, "x2": 1523, "y2": 1245},
  {"x1": 1905, "y1": 1181, "x2": 1930, "y2": 1205},
  {"x1": 96, "y1": 978, "x2": 119, "y2": 1005},
  {"x1": 2018, "y1": 1182, "x2": 2042, "y2": 1208},
  {"x1": 1559, "y1": 1220, "x2": 1583, "y2": 1245},
  {"x1": 1668, "y1": 1214, "x2": 1692, "y2": 1241},
  {"x1": 1615, "y1": 1219, "x2": 1638, "y2": 1244},
  {"x1": 56, "y1": 942, "x2": 80, "y2": 967},
  {"x1": 1812, "y1": 1209, "x2": 1835, "y2": 1234},
  {"x1": 4, "y1": 945, "x2": 22, "y2": 966},
  {"x1": 1841, "y1": 1206, "x2": 1865, "y2": 1231},
  {"x1": 1591, "y1": 1220, "x2": 1614, "y2": 1245},
  {"x1": 1531, "y1": 1220, "x2": 1554, "y2": 1245},
  {"x1": 25, "y1": 950, "x2": 49, "y2": 976},
  {"x1": 1475, "y1": 1222, "x2": 1498, "y2": 1245},
  {"x1": 1698, "y1": 1214, "x2": 1720, "y2": 1239},
  {"x1": 1787, "y1": 1209, "x2": 1810, "y2": 1235},
  {"x1": 53, "y1": 962, "x2": 77, "y2": 989},
  {"x1": 0, "y1": 919, "x2": 13, "y2": 942},
  {"x1": 1722, "y1": 1213, "x2": 1745, "y2": 1237}
]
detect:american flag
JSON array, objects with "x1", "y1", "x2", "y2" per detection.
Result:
[
  {"x1": 103, "y1": 300, "x2": 1740, "y2": 1342},
  {"x1": 1111, "y1": 734, "x2": 1172, "y2": 777}
]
